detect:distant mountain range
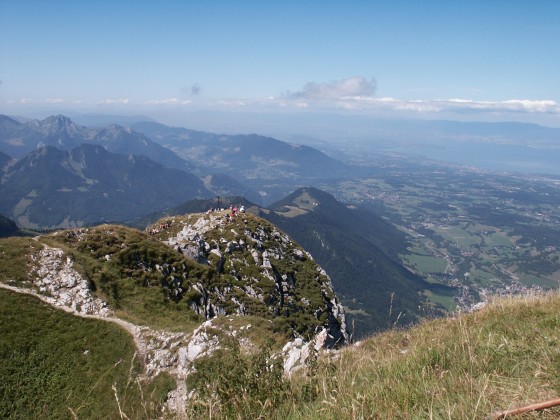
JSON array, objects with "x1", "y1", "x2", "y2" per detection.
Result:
[
  {"x1": 0, "y1": 114, "x2": 356, "y2": 228},
  {"x1": 66, "y1": 113, "x2": 158, "y2": 128},
  {"x1": 131, "y1": 121, "x2": 350, "y2": 202},
  {"x1": 0, "y1": 144, "x2": 212, "y2": 229},
  {"x1": 0, "y1": 114, "x2": 194, "y2": 172},
  {"x1": 0, "y1": 114, "x2": 457, "y2": 329}
]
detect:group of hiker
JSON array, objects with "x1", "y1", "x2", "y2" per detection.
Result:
[
  {"x1": 224, "y1": 204, "x2": 246, "y2": 223},
  {"x1": 148, "y1": 203, "x2": 247, "y2": 235},
  {"x1": 206, "y1": 204, "x2": 246, "y2": 224},
  {"x1": 148, "y1": 220, "x2": 172, "y2": 235}
]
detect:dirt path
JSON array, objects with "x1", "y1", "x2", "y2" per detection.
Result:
[
  {"x1": 0, "y1": 282, "x2": 148, "y2": 363},
  {"x1": 1, "y1": 241, "x2": 204, "y2": 416}
]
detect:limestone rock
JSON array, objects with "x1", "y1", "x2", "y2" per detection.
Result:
[
  {"x1": 31, "y1": 246, "x2": 109, "y2": 316},
  {"x1": 282, "y1": 328, "x2": 329, "y2": 375}
]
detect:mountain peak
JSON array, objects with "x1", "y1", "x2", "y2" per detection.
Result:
[
  {"x1": 42, "y1": 114, "x2": 75, "y2": 128},
  {"x1": 30, "y1": 115, "x2": 85, "y2": 140},
  {"x1": 290, "y1": 186, "x2": 337, "y2": 203},
  {"x1": 94, "y1": 124, "x2": 135, "y2": 141},
  {"x1": 147, "y1": 211, "x2": 348, "y2": 346}
]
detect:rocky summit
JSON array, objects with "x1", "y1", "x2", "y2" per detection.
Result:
[
  {"x1": 148, "y1": 209, "x2": 348, "y2": 347},
  {"x1": 0, "y1": 210, "x2": 347, "y2": 416}
]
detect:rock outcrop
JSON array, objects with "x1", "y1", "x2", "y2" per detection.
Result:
[
  {"x1": 30, "y1": 245, "x2": 110, "y2": 316},
  {"x1": 157, "y1": 211, "x2": 348, "y2": 346}
]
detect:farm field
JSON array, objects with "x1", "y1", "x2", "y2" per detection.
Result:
[{"x1": 322, "y1": 155, "x2": 560, "y2": 310}]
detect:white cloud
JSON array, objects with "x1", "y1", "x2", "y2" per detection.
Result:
[
  {"x1": 287, "y1": 76, "x2": 376, "y2": 100},
  {"x1": 214, "y1": 100, "x2": 248, "y2": 107},
  {"x1": 321, "y1": 97, "x2": 560, "y2": 115},
  {"x1": 5, "y1": 90, "x2": 557, "y2": 121},
  {"x1": 279, "y1": 77, "x2": 559, "y2": 116},
  {"x1": 141, "y1": 98, "x2": 192, "y2": 105},
  {"x1": 193, "y1": 95, "x2": 560, "y2": 118},
  {"x1": 431, "y1": 98, "x2": 560, "y2": 114},
  {"x1": 97, "y1": 98, "x2": 129, "y2": 105}
]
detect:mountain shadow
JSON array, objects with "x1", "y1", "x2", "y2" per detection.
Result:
[{"x1": 0, "y1": 214, "x2": 19, "y2": 238}]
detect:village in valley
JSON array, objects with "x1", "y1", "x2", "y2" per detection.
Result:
[{"x1": 321, "y1": 155, "x2": 560, "y2": 312}]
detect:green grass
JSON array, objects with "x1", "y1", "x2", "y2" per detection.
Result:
[
  {"x1": 204, "y1": 314, "x2": 290, "y2": 350},
  {"x1": 186, "y1": 292, "x2": 560, "y2": 419},
  {"x1": 276, "y1": 205, "x2": 310, "y2": 218},
  {"x1": 403, "y1": 253, "x2": 448, "y2": 274},
  {"x1": 485, "y1": 231, "x2": 514, "y2": 247},
  {"x1": 0, "y1": 288, "x2": 174, "y2": 419},
  {"x1": 40, "y1": 225, "x2": 206, "y2": 332},
  {"x1": 299, "y1": 293, "x2": 560, "y2": 419},
  {"x1": 0, "y1": 237, "x2": 42, "y2": 287},
  {"x1": 469, "y1": 268, "x2": 498, "y2": 285},
  {"x1": 423, "y1": 289, "x2": 456, "y2": 311},
  {"x1": 4, "y1": 229, "x2": 560, "y2": 418},
  {"x1": 519, "y1": 273, "x2": 559, "y2": 289},
  {"x1": 292, "y1": 191, "x2": 320, "y2": 211},
  {"x1": 437, "y1": 226, "x2": 480, "y2": 250}
]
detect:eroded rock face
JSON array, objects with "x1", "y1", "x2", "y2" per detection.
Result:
[
  {"x1": 161, "y1": 212, "x2": 348, "y2": 347},
  {"x1": 282, "y1": 328, "x2": 332, "y2": 375},
  {"x1": 30, "y1": 246, "x2": 110, "y2": 316},
  {"x1": 142, "y1": 320, "x2": 223, "y2": 379}
]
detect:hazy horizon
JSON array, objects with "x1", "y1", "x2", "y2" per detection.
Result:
[{"x1": 2, "y1": 1, "x2": 560, "y2": 176}]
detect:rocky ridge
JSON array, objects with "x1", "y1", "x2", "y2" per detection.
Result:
[
  {"x1": 153, "y1": 210, "x2": 348, "y2": 347},
  {"x1": 1, "y1": 212, "x2": 348, "y2": 415}
]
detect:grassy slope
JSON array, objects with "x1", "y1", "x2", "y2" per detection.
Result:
[
  {"x1": 0, "y1": 231, "x2": 204, "y2": 333},
  {"x1": 293, "y1": 293, "x2": 560, "y2": 419},
  {"x1": 2, "y1": 224, "x2": 559, "y2": 418},
  {"x1": 0, "y1": 288, "x2": 174, "y2": 419},
  {"x1": 186, "y1": 293, "x2": 560, "y2": 419},
  {"x1": 40, "y1": 225, "x2": 207, "y2": 332}
]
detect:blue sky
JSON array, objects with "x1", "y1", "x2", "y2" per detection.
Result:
[{"x1": 1, "y1": 1, "x2": 560, "y2": 126}]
